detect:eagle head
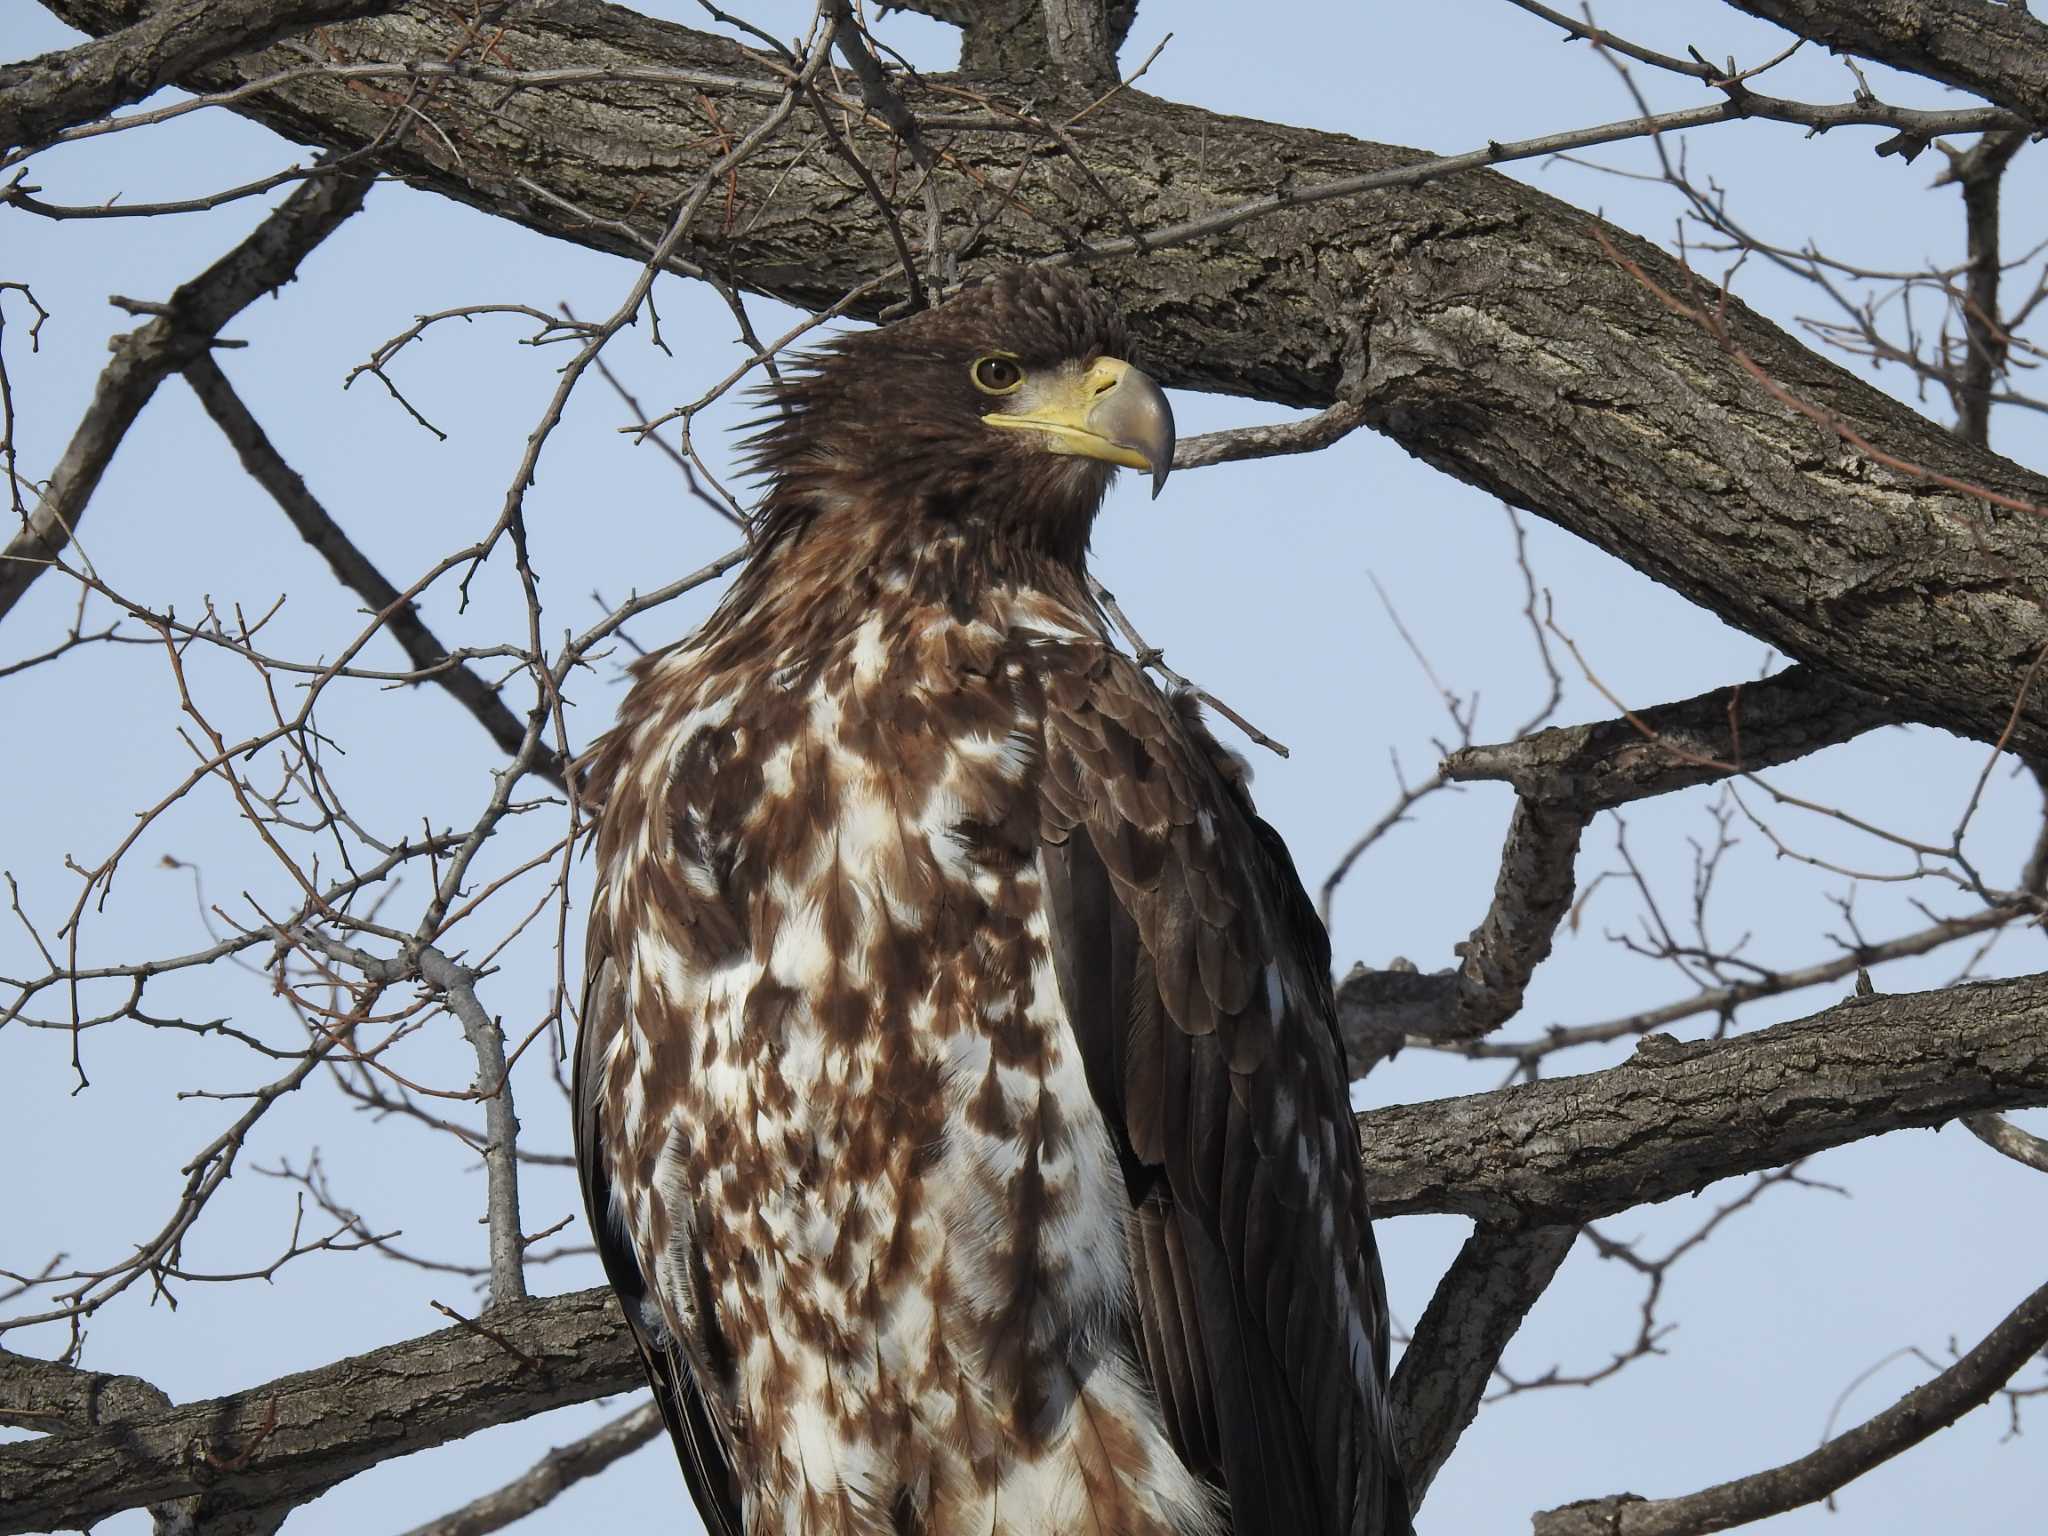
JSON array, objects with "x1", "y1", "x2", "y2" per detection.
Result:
[{"x1": 747, "y1": 268, "x2": 1174, "y2": 561}]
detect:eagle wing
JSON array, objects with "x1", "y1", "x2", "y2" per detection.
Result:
[
  {"x1": 573, "y1": 945, "x2": 744, "y2": 1536},
  {"x1": 1038, "y1": 649, "x2": 1412, "y2": 1536}
]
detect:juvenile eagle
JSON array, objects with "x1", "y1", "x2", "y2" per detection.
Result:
[{"x1": 575, "y1": 268, "x2": 1411, "y2": 1536}]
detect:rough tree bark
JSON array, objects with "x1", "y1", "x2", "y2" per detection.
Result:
[
  {"x1": 5, "y1": 970, "x2": 2046, "y2": 1530},
  {"x1": 27, "y1": 0, "x2": 2048, "y2": 768},
  {"x1": 1721, "y1": 0, "x2": 2048, "y2": 126},
  {"x1": 0, "y1": 1289, "x2": 637, "y2": 1534},
  {"x1": 0, "y1": 0, "x2": 396, "y2": 154},
  {"x1": 1362, "y1": 972, "x2": 2048, "y2": 1225}
]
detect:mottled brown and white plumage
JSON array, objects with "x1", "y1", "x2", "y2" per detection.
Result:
[{"x1": 574, "y1": 267, "x2": 1412, "y2": 1536}]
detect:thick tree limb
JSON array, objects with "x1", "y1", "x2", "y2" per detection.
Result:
[
  {"x1": 1720, "y1": 0, "x2": 2048, "y2": 126},
  {"x1": 1392, "y1": 1224, "x2": 1577, "y2": 1507},
  {"x1": 891, "y1": 0, "x2": 1134, "y2": 85},
  {"x1": 0, "y1": 1287, "x2": 640, "y2": 1535},
  {"x1": 1362, "y1": 971, "x2": 2048, "y2": 1225},
  {"x1": 0, "y1": 0, "x2": 395, "y2": 157},
  {"x1": 33, "y1": 2, "x2": 2048, "y2": 768},
  {"x1": 1443, "y1": 665, "x2": 1897, "y2": 811},
  {"x1": 1338, "y1": 666, "x2": 1900, "y2": 1064},
  {"x1": 0, "y1": 1346, "x2": 170, "y2": 1432},
  {"x1": 1033, "y1": 0, "x2": 1121, "y2": 87},
  {"x1": 1532, "y1": 1275, "x2": 2048, "y2": 1534},
  {"x1": 8, "y1": 970, "x2": 2046, "y2": 1530},
  {"x1": 0, "y1": 165, "x2": 369, "y2": 625},
  {"x1": 1340, "y1": 798, "x2": 1589, "y2": 1070}
]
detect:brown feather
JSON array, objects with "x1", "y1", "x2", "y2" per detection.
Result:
[{"x1": 575, "y1": 267, "x2": 1408, "y2": 1536}]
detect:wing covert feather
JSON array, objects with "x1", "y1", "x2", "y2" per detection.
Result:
[{"x1": 1040, "y1": 650, "x2": 1412, "y2": 1536}]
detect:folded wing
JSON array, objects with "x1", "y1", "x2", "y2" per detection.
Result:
[{"x1": 1038, "y1": 652, "x2": 1412, "y2": 1536}]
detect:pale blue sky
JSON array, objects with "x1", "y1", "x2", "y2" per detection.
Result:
[{"x1": 5, "y1": 4, "x2": 2045, "y2": 1532}]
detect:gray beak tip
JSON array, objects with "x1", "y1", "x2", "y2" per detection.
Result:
[{"x1": 1090, "y1": 361, "x2": 1175, "y2": 503}]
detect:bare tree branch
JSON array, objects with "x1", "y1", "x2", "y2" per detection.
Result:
[
  {"x1": 1532, "y1": 1275, "x2": 2048, "y2": 1534},
  {"x1": 1173, "y1": 397, "x2": 1371, "y2": 469},
  {"x1": 1339, "y1": 665, "x2": 1901, "y2": 1065},
  {"x1": 1176, "y1": 322, "x2": 1371, "y2": 470},
  {"x1": 1944, "y1": 129, "x2": 2025, "y2": 448},
  {"x1": 0, "y1": 1288, "x2": 639, "y2": 1535},
  {"x1": 0, "y1": 1346, "x2": 170, "y2": 1432},
  {"x1": 0, "y1": 0, "x2": 396, "y2": 156},
  {"x1": 1719, "y1": 0, "x2": 2048, "y2": 125},
  {"x1": 895, "y1": 0, "x2": 1133, "y2": 86},
  {"x1": 395, "y1": 1400, "x2": 662, "y2": 1536},
  {"x1": 1963, "y1": 1110, "x2": 2048, "y2": 1175},
  {"x1": 1443, "y1": 666, "x2": 1897, "y2": 812},
  {"x1": 823, "y1": 0, "x2": 942, "y2": 301},
  {"x1": 417, "y1": 947, "x2": 528, "y2": 1310},
  {"x1": 1035, "y1": 0, "x2": 1121, "y2": 88},
  {"x1": 1363, "y1": 971, "x2": 2048, "y2": 1225},
  {"x1": 1462, "y1": 901, "x2": 2030, "y2": 1064},
  {"x1": 180, "y1": 350, "x2": 567, "y2": 789},
  {"x1": 0, "y1": 164, "x2": 370, "y2": 625},
  {"x1": 288, "y1": 933, "x2": 533, "y2": 1308},
  {"x1": 1392, "y1": 1224, "x2": 1577, "y2": 1508},
  {"x1": 1341, "y1": 798, "x2": 1590, "y2": 1071}
]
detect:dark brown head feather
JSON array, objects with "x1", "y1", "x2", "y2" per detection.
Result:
[{"x1": 744, "y1": 267, "x2": 1134, "y2": 567}]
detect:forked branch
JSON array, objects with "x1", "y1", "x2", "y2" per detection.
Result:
[{"x1": 1533, "y1": 1276, "x2": 2048, "y2": 1533}]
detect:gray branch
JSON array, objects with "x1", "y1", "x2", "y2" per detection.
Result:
[
  {"x1": 8, "y1": 969, "x2": 2047, "y2": 1530},
  {"x1": 1344, "y1": 796, "x2": 1591, "y2": 1073},
  {"x1": 31, "y1": 1, "x2": 2048, "y2": 762},
  {"x1": 1392, "y1": 1225, "x2": 1577, "y2": 1508},
  {"x1": 1720, "y1": 0, "x2": 2048, "y2": 126},
  {"x1": 1362, "y1": 972, "x2": 2048, "y2": 1225},
  {"x1": 0, "y1": 1346, "x2": 170, "y2": 1432},
  {"x1": 0, "y1": 1288, "x2": 637, "y2": 1535},
  {"x1": 0, "y1": 0, "x2": 395, "y2": 156},
  {"x1": 894, "y1": 0, "x2": 1131, "y2": 86},
  {"x1": 1963, "y1": 1110, "x2": 2048, "y2": 1175},
  {"x1": 292, "y1": 936, "x2": 529, "y2": 1307},
  {"x1": 1532, "y1": 1275, "x2": 2048, "y2": 1534},
  {"x1": 395, "y1": 1400, "x2": 662, "y2": 1536},
  {"x1": 180, "y1": 351, "x2": 566, "y2": 788},
  {"x1": 1443, "y1": 666, "x2": 1897, "y2": 812},
  {"x1": 1339, "y1": 666, "x2": 1900, "y2": 1065},
  {"x1": 1035, "y1": 0, "x2": 1120, "y2": 87},
  {"x1": 1454, "y1": 900, "x2": 2027, "y2": 1062},
  {"x1": 1947, "y1": 128, "x2": 2025, "y2": 448},
  {"x1": 426, "y1": 948, "x2": 529, "y2": 1311},
  {"x1": 0, "y1": 164, "x2": 370, "y2": 625}
]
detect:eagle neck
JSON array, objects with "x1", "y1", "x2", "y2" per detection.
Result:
[{"x1": 708, "y1": 490, "x2": 1101, "y2": 659}]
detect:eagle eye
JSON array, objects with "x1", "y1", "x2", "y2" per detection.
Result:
[{"x1": 971, "y1": 355, "x2": 1024, "y2": 395}]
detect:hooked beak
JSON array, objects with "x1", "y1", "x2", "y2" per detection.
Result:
[{"x1": 983, "y1": 357, "x2": 1176, "y2": 498}]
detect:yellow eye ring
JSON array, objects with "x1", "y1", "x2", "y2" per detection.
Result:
[{"x1": 971, "y1": 354, "x2": 1024, "y2": 395}]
